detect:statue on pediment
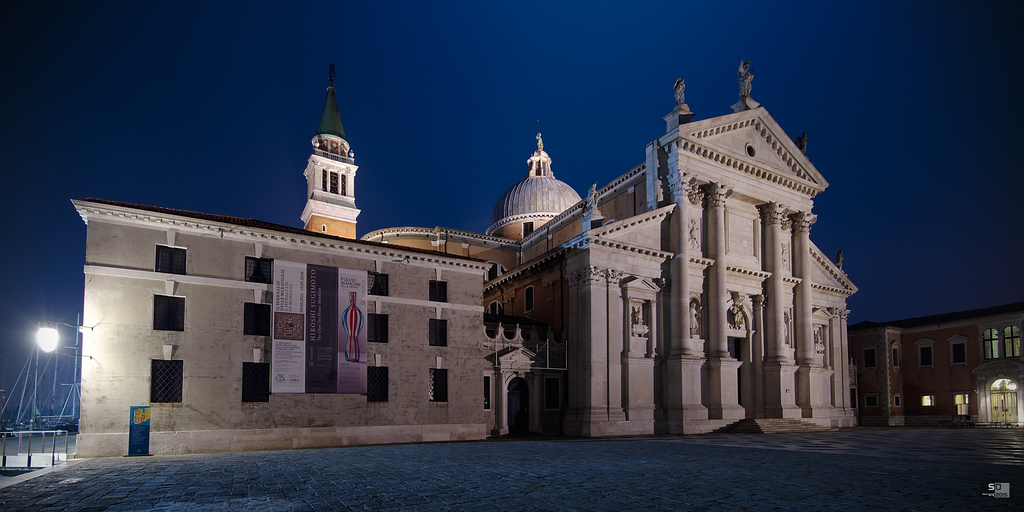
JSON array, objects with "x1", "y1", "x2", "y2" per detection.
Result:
[
  {"x1": 836, "y1": 250, "x2": 844, "y2": 270},
  {"x1": 673, "y1": 78, "x2": 686, "y2": 106},
  {"x1": 738, "y1": 60, "x2": 753, "y2": 98},
  {"x1": 795, "y1": 132, "x2": 808, "y2": 153}
]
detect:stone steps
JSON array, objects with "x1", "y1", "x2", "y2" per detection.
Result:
[{"x1": 726, "y1": 418, "x2": 835, "y2": 434}]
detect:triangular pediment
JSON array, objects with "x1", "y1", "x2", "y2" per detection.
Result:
[
  {"x1": 680, "y1": 108, "x2": 828, "y2": 196},
  {"x1": 809, "y1": 241, "x2": 856, "y2": 296},
  {"x1": 496, "y1": 346, "x2": 538, "y2": 370}
]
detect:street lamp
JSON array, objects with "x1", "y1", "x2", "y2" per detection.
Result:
[{"x1": 37, "y1": 325, "x2": 59, "y2": 353}]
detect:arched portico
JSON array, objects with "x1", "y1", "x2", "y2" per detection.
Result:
[{"x1": 973, "y1": 360, "x2": 1024, "y2": 425}]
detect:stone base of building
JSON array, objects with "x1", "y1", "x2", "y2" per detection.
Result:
[{"x1": 77, "y1": 423, "x2": 488, "y2": 458}]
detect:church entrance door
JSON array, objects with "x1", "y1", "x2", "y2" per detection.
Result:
[
  {"x1": 990, "y1": 379, "x2": 1019, "y2": 424},
  {"x1": 507, "y1": 377, "x2": 529, "y2": 435}
]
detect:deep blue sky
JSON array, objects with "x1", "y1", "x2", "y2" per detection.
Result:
[{"x1": 1, "y1": 1, "x2": 1021, "y2": 368}]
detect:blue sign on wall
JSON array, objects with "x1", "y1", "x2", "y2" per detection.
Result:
[{"x1": 127, "y1": 406, "x2": 151, "y2": 456}]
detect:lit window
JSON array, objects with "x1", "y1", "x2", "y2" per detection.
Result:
[
  {"x1": 1003, "y1": 326, "x2": 1020, "y2": 358},
  {"x1": 429, "y1": 318, "x2": 448, "y2": 346},
  {"x1": 983, "y1": 328, "x2": 999, "y2": 359},
  {"x1": 429, "y1": 368, "x2": 448, "y2": 402},
  {"x1": 921, "y1": 394, "x2": 936, "y2": 407},
  {"x1": 954, "y1": 393, "x2": 969, "y2": 415},
  {"x1": 525, "y1": 286, "x2": 535, "y2": 312},
  {"x1": 429, "y1": 280, "x2": 448, "y2": 302},
  {"x1": 155, "y1": 245, "x2": 186, "y2": 275}
]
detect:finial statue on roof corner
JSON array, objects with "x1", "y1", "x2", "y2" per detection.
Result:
[
  {"x1": 835, "y1": 250, "x2": 844, "y2": 270},
  {"x1": 585, "y1": 182, "x2": 599, "y2": 211},
  {"x1": 738, "y1": 60, "x2": 753, "y2": 98},
  {"x1": 673, "y1": 78, "x2": 686, "y2": 106},
  {"x1": 536, "y1": 132, "x2": 544, "y2": 151},
  {"x1": 795, "y1": 132, "x2": 808, "y2": 154},
  {"x1": 328, "y1": 63, "x2": 336, "y2": 88}
]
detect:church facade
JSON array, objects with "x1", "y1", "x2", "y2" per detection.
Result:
[{"x1": 74, "y1": 64, "x2": 856, "y2": 457}]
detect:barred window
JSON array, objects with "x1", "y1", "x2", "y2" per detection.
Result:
[
  {"x1": 544, "y1": 377, "x2": 560, "y2": 410},
  {"x1": 241, "y1": 362, "x2": 270, "y2": 402},
  {"x1": 429, "y1": 280, "x2": 448, "y2": 302},
  {"x1": 154, "y1": 295, "x2": 185, "y2": 331},
  {"x1": 1004, "y1": 326, "x2": 1020, "y2": 358},
  {"x1": 368, "y1": 314, "x2": 388, "y2": 343},
  {"x1": 367, "y1": 366, "x2": 389, "y2": 402},
  {"x1": 244, "y1": 303, "x2": 271, "y2": 336},
  {"x1": 340, "y1": 174, "x2": 347, "y2": 196},
  {"x1": 151, "y1": 359, "x2": 183, "y2": 403},
  {"x1": 983, "y1": 328, "x2": 999, "y2": 359},
  {"x1": 368, "y1": 272, "x2": 389, "y2": 296},
  {"x1": 429, "y1": 318, "x2": 448, "y2": 346},
  {"x1": 245, "y1": 257, "x2": 273, "y2": 284},
  {"x1": 429, "y1": 368, "x2": 448, "y2": 402},
  {"x1": 155, "y1": 245, "x2": 186, "y2": 275}
]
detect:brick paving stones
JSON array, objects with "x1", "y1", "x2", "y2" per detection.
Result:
[{"x1": 0, "y1": 428, "x2": 1021, "y2": 511}]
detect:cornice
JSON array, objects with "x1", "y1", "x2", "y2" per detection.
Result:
[
  {"x1": 74, "y1": 202, "x2": 490, "y2": 272},
  {"x1": 362, "y1": 226, "x2": 517, "y2": 247},
  {"x1": 484, "y1": 247, "x2": 569, "y2": 292},
  {"x1": 809, "y1": 242, "x2": 857, "y2": 294},
  {"x1": 726, "y1": 265, "x2": 771, "y2": 280},
  {"x1": 589, "y1": 204, "x2": 674, "y2": 238},
  {"x1": 586, "y1": 237, "x2": 674, "y2": 261}
]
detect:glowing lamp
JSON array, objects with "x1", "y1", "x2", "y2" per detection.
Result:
[{"x1": 37, "y1": 326, "x2": 59, "y2": 353}]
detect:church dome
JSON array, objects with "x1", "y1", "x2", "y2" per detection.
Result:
[{"x1": 486, "y1": 136, "x2": 581, "y2": 238}]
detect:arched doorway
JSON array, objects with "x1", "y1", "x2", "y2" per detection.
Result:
[
  {"x1": 990, "y1": 379, "x2": 1019, "y2": 424},
  {"x1": 507, "y1": 377, "x2": 529, "y2": 435}
]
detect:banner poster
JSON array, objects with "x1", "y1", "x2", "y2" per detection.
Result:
[
  {"x1": 306, "y1": 264, "x2": 340, "y2": 393},
  {"x1": 336, "y1": 268, "x2": 368, "y2": 394},
  {"x1": 271, "y1": 260, "x2": 306, "y2": 393}
]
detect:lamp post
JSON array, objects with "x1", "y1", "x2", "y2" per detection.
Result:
[{"x1": 35, "y1": 316, "x2": 91, "y2": 424}]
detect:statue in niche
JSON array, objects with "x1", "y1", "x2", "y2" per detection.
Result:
[
  {"x1": 673, "y1": 78, "x2": 686, "y2": 106},
  {"x1": 835, "y1": 250, "x2": 844, "y2": 270},
  {"x1": 738, "y1": 60, "x2": 754, "y2": 98},
  {"x1": 782, "y1": 311, "x2": 792, "y2": 347},
  {"x1": 631, "y1": 305, "x2": 649, "y2": 337},
  {"x1": 728, "y1": 304, "x2": 744, "y2": 329},
  {"x1": 815, "y1": 327, "x2": 826, "y2": 354},
  {"x1": 688, "y1": 219, "x2": 700, "y2": 250},
  {"x1": 689, "y1": 300, "x2": 701, "y2": 337},
  {"x1": 795, "y1": 132, "x2": 808, "y2": 154}
]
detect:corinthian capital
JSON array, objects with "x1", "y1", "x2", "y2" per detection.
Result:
[
  {"x1": 686, "y1": 183, "x2": 704, "y2": 205},
  {"x1": 701, "y1": 182, "x2": 730, "y2": 208},
  {"x1": 756, "y1": 202, "x2": 789, "y2": 225},
  {"x1": 788, "y1": 211, "x2": 817, "y2": 234}
]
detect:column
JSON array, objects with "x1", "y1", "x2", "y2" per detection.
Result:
[
  {"x1": 661, "y1": 176, "x2": 708, "y2": 433},
  {"x1": 703, "y1": 183, "x2": 744, "y2": 420},
  {"x1": 758, "y1": 202, "x2": 800, "y2": 418},
  {"x1": 791, "y1": 211, "x2": 825, "y2": 418}
]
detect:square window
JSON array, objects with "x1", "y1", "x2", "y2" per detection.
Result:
[
  {"x1": 429, "y1": 368, "x2": 448, "y2": 402},
  {"x1": 525, "y1": 286, "x2": 534, "y2": 312},
  {"x1": 429, "y1": 280, "x2": 448, "y2": 302},
  {"x1": 241, "y1": 362, "x2": 270, "y2": 402},
  {"x1": 919, "y1": 346, "x2": 933, "y2": 367},
  {"x1": 429, "y1": 318, "x2": 448, "y2": 346},
  {"x1": 893, "y1": 394, "x2": 902, "y2": 407},
  {"x1": 368, "y1": 314, "x2": 389, "y2": 343},
  {"x1": 154, "y1": 295, "x2": 185, "y2": 331},
  {"x1": 245, "y1": 257, "x2": 273, "y2": 284},
  {"x1": 155, "y1": 246, "x2": 186, "y2": 275},
  {"x1": 484, "y1": 376, "x2": 491, "y2": 410},
  {"x1": 151, "y1": 359, "x2": 183, "y2": 403},
  {"x1": 863, "y1": 348, "x2": 876, "y2": 368},
  {"x1": 244, "y1": 303, "x2": 271, "y2": 336},
  {"x1": 954, "y1": 393, "x2": 969, "y2": 415},
  {"x1": 921, "y1": 394, "x2": 936, "y2": 407},
  {"x1": 523, "y1": 221, "x2": 534, "y2": 236},
  {"x1": 864, "y1": 395, "x2": 878, "y2": 407},
  {"x1": 368, "y1": 272, "x2": 389, "y2": 296},
  {"x1": 367, "y1": 366, "x2": 389, "y2": 402},
  {"x1": 951, "y1": 343, "x2": 966, "y2": 364},
  {"x1": 545, "y1": 377, "x2": 560, "y2": 410}
]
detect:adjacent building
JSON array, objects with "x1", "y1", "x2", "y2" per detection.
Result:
[{"x1": 848, "y1": 302, "x2": 1024, "y2": 426}]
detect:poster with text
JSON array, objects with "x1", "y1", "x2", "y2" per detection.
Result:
[
  {"x1": 336, "y1": 268, "x2": 367, "y2": 394},
  {"x1": 271, "y1": 260, "x2": 306, "y2": 393},
  {"x1": 306, "y1": 264, "x2": 340, "y2": 393}
]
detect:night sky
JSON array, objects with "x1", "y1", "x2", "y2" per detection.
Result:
[{"x1": 1, "y1": 2, "x2": 1022, "y2": 369}]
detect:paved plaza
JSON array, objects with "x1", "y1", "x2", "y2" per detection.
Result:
[{"x1": 0, "y1": 428, "x2": 1021, "y2": 511}]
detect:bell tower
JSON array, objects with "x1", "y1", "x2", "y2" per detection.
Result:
[{"x1": 301, "y1": 63, "x2": 361, "y2": 238}]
